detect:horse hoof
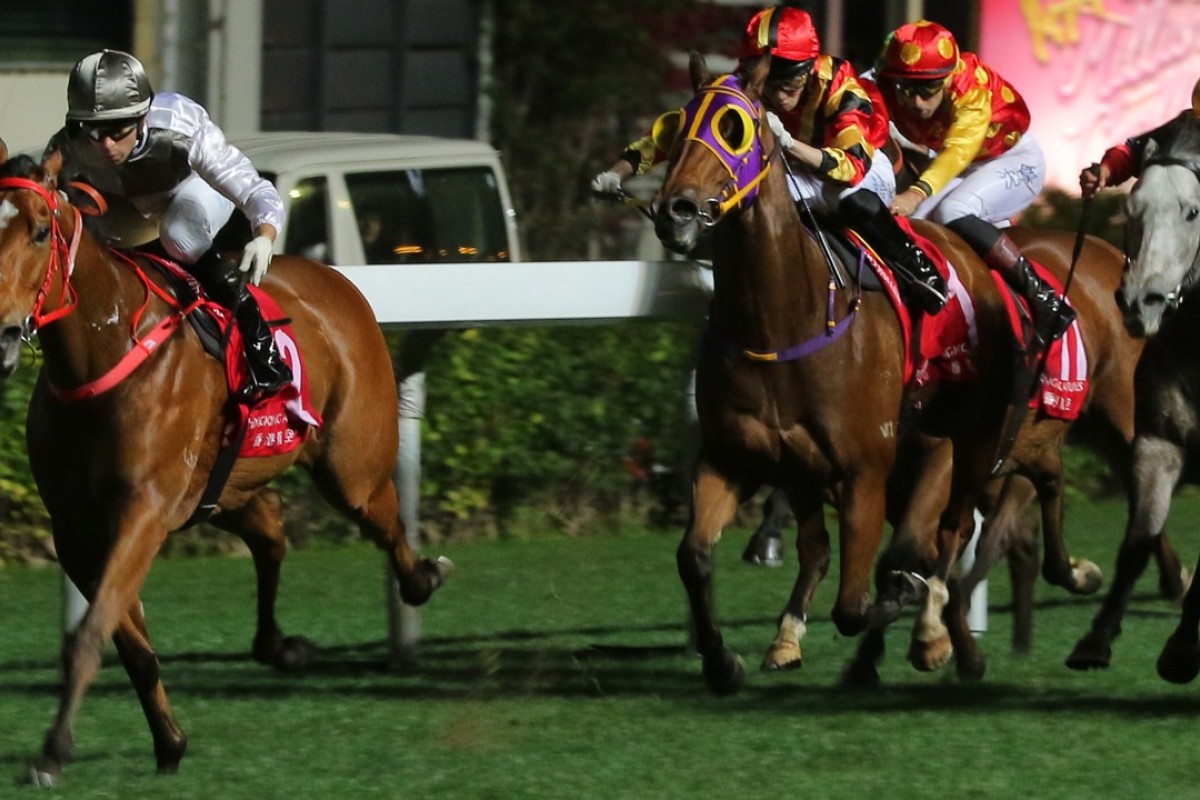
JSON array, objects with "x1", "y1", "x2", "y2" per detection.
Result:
[
  {"x1": 840, "y1": 659, "x2": 881, "y2": 689},
  {"x1": 275, "y1": 636, "x2": 315, "y2": 672},
  {"x1": 741, "y1": 533, "x2": 783, "y2": 567},
  {"x1": 760, "y1": 643, "x2": 803, "y2": 671},
  {"x1": 908, "y1": 637, "x2": 953, "y2": 672},
  {"x1": 955, "y1": 652, "x2": 987, "y2": 682},
  {"x1": 1161, "y1": 567, "x2": 1191, "y2": 603},
  {"x1": 1156, "y1": 632, "x2": 1200, "y2": 684},
  {"x1": 1065, "y1": 630, "x2": 1112, "y2": 671},
  {"x1": 1068, "y1": 558, "x2": 1103, "y2": 595},
  {"x1": 702, "y1": 648, "x2": 746, "y2": 695},
  {"x1": 399, "y1": 556, "x2": 455, "y2": 606},
  {"x1": 26, "y1": 759, "x2": 60, "y2": 788}
]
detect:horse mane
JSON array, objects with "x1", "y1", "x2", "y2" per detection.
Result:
[
  {"x1": 0, "y1": 154, "x2": 43, "y2": 179},
  {"x1": 1155, "y1": 112, "x2": 1200, "y2": 161}
]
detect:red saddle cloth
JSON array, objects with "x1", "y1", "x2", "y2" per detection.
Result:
[
  {"x1": 221, "y1": 288, "x2": 323, "y2": 457},
  {"x1": 847, "y1": 223, "x2": 1087, "y2": 421},
  {"x1": 846, "y1": 218, "x2": 978, "y2": 387},
  {"x1": 990, "y1": 265, "x2": 1088, "y2": 420}
]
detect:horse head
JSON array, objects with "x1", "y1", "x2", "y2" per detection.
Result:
[
  {"x1": 652, "y1": 53, "x2": 776, "y2": 254},
  {"x1": 0, "y1": 153, "x2": 67, "y2": 376},
  {"x1": 1119, "y1": 114, "x2": 1200, "y2": 336}
]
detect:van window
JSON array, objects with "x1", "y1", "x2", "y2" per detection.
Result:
[
  {"x1": 283, "y1": 176, "x2": 332, "y2": 263},
  {"x1": 345, "y1": 168, "x2": 511, "y2": 264}
]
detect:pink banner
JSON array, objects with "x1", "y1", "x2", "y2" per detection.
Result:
[{"x1": 979, "y1": 0, "x2": 1200, "y2": 190}]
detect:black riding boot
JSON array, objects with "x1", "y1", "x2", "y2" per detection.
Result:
[
  {"x1": 191, "y1": 249, "x2": 292, "y2": 399},
  {"x1": 946, "y1": 215, "x2": 1076, "y2": 346},
  {"x1": 838, "y1": 191, "x2": 948, "y2": 315}
]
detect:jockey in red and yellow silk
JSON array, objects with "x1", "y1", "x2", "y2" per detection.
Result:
[
  {"x1": 737, "y1": 6, "x2": 947, "y2": 314},
  {"x1": 875, "y1": 19, "x2": 1072, "y2": 347},
  {"x1": 877, "y1": 20, "x2": 1034, "y2": 211}
]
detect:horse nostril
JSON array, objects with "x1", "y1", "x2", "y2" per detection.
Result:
[
  {"x1": 667, "y1": 197, "x2": 699, "y2": 224},
  {"x1": 1142, "y1": 293, "x2": 1166, "y2": 310}
]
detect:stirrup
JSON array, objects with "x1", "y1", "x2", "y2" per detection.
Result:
[{"x1": 1034, "y1": 300, "x2": 1075, "y2": 346}]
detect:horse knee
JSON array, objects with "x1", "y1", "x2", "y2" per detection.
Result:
[{"x1": 676, "y1": 541, "x2": 713, "y2": 585}]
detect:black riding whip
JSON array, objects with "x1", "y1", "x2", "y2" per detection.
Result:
[{"x1": 990, "y1": 165, "x2": 1099, "y2": 476}]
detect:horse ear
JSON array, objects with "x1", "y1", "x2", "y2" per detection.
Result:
[
  {"x1": 0, "y1": 137, "x2": 7, "y2": 167},
  {"x1": 688, "y1": 51, "x2": 710, "y2": 92},
  {"x1": 41, "y1": 149, "x2": 63, "y2": 189},
  {"x1": 1144, "y1": 137, "x2": 1160, "y2": 163},
  {"x1": 741, "y1": 54, "x2": 770, "y2": 99}
]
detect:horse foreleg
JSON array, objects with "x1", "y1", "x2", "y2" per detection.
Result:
[
  {"x1": 910, "y1": 487, "x2": 982, "y2": 677},
  {"x1": 113, "y1": 603, "x2": 188, "y2": 772},
  {"x1": 762, "y1": 490, "x2": 827, "y2": 672},
  {"x1": 678, "y1": 463, "x2": 745, "y2": 695},
  {"x1": 32, "y1": 518, "x2": 166, "y2": 785},
  {"x1": 1155, "y1": 530, "x2": 1190, "y2": 602},
  {"x1": 830, "y1": 472, "x2": 890, "y2": 637},
  {"x1": 1067, "y1": 434, "x2": 1182, "y2": 670},
  {"x1": 213, "y1": 489, "x2": 314, "y2": 671},
  {"x1": 1032, "y1": 449, "x2": 1102, "y2": 596}
]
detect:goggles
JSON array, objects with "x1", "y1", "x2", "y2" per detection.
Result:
[
  {"x1": 893, "y1": 79, "x2": 946, "y2": 100},
  {"x1": 81, "y1": 120, "x2": 141, "y2": 143}
]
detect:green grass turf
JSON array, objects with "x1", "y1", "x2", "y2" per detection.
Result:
[{"x1": 2, "y1": 492, "x2": 1200, "y2": 798}]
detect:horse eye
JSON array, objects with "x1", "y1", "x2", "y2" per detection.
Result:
[
  {"x1": 33, "y1": 226, "x2": 50, "y2": 244},
  {"x1": 1188, "y1": 208, "x2": 1200, "y2": 222}
]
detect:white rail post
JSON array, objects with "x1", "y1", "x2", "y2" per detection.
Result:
[{"x1": 387, "y1": 369, "x2": 426, "y2": 665}]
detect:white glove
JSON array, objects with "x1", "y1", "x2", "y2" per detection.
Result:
[
  {"x1": 766, "y1": 112, "x2": 794, "y2": 150},
  {"x1": 591, "y1": 170, "x2": 623, "y2": 197},
  {"x1": 239, "y1": 234, "x2": 273, "y2": 286}
]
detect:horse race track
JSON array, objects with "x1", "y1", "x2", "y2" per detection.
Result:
[{"x1": 1, "y1": 493, "x2": 1199, "y2": 799}]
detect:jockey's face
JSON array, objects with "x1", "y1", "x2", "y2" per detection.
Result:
[
  {"x1": 82, "y1": 118, "x2": 142, "y2": 165},
  {"x1": 765, "y1": 79, "x2": 806, "y2": 113},
  {"x1": 894, "y1": 79, "x2": 946, "y2": 120}
]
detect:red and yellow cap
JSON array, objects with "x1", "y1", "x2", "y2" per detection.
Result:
[
  {"x1": 739, "y1": 6, "x2": 820, "y2": 63},
  {"x1": 878, "y1": 20, "x2": 960, "y2": 80}
]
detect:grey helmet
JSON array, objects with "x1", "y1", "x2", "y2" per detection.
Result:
[{"x1": 66, "y1": 50, "x2": 153, "y2": 123}]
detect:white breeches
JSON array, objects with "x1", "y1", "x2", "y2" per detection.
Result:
[
  {"x1": 911, "y1": 133, "x2": 1045, "y2": 227},
  {"x1": 785, "y1": 149, "x2": 897, "y2": 212}
]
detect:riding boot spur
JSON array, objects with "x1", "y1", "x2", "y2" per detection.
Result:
[
  {"x1": 191, "y1": 248, "x2": 293, "y2": 399},
  {"x1": 838, "y1": 191, "x2": 948, "y2": 315},
  {"x1": 946, "y1": 215, "x2": 1076, "y2": 346}
]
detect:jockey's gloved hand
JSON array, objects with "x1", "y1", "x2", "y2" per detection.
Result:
[
  {"x1": 239, "y1": 235, "x2": 273, "y2": 286},
  {"x1": 766, "y1": 112, "x2": 794, "y2": 150},
  {"x1": 591, "y1": 170, "x2": 623, "y2": 199}
]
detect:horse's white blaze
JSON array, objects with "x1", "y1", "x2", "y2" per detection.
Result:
[{"x1": 0, "y1": 199, "x2": 17, "y2": 229}]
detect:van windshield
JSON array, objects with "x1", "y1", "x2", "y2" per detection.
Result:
[{"x1": 346, "y1": 168, "x2": 512, "y2": 264}]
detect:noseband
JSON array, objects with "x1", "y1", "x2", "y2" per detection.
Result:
[{"x1": 0, "y1": 177, "x2": 82, "y2": 329}]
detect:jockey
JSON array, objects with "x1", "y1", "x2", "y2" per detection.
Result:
[
  {"x1": 1080, "y1": 77, "x2": 1200, "y2": 198},
  {"x1": 876, "y1": 20, "x2": 1074, "y2": 346},
  {"x1": 741, "y1": 6, "x2": 947, "y2": 314},
  {"x1": 592, "y1": 6, "x2": 948, "y2": 315},
  {"x1": 42, "y1": 49, "x2": 292, "y2": 399}
]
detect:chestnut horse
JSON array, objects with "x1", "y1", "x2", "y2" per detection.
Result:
[
  {"x1": 844, "y1": 228, "x2": 1186, "y2": 683},
  {"x1": 0, "y1": 155, "x2": 452, "y2": 784},
  {"x1": 1070, "y1": 112, "x2": 1200, "y2": 679},
  {"x1": 654, "y1": 55, "x2": 1022, "y2": 693}
]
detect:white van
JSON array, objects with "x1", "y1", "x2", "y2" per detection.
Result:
[{"x1": 221, "y1": 131, "x2": 522, "y2": 265}]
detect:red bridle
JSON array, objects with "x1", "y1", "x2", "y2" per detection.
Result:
[{"x1": 0, "y1": 176, "x2": 82, "y2": 328}]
